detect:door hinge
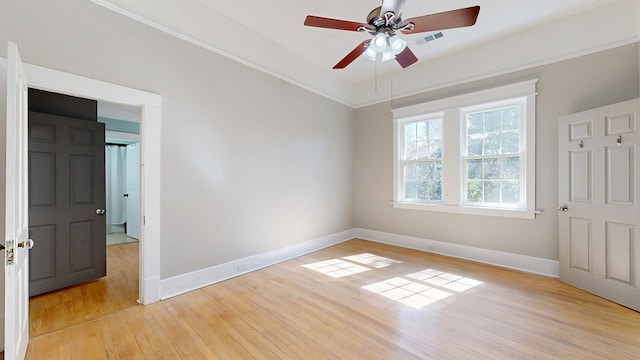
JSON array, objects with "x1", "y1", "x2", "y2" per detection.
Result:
[{"x1": 5, "y1": 239, "x2": 14, "y2": 265}]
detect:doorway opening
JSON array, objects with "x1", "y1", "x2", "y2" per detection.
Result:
[
  {"x1": 21, "y1": 62, "x2": 162, "y2": 308},
  {"x1": 20, "y1": 61, "x2": 161, "y2": 332},
  {"x1": 27, "y1": 96, "x2": 144, "y2": 336}
]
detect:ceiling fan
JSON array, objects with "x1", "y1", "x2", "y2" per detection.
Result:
[{"x1": 304, "y1": 0, "x2": 480, "y2": 69}]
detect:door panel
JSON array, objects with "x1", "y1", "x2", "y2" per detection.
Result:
[
  {"x1": 606, "y1": 113, "x2": 635, "y2": 134},
  {"x1": 605, "y1": 145, "x2": 634, "y2": 204},
  {"x1": 4, "y1": 40, "x2": 30, "y2": 360},
  {"x1": 568, "y1": 217, "x2": 591, "y2": 272},
  {"x1": 28, "y1": 152, "x2": 56, "y2": 205},
  {"x1": 605, "y1": 222, "x2": 633, "y2": 284},
  {"x1": 28, "y1": 111, "x2": 106, "y2": 296},
  {"x1": 69, "y1": 154, "x2": 95, "y2": 203},
  {"x1": 27, "y1": 224, "x2": 56, "y2": 282},
  {"x1": 69, "y1": 220, "x2": 95, "y2": 272},
  {"x1": 570, "y1": 150, "x2": 592, "y2": 202},
  {"x1": 559, "y1": 98, "x2": 640, "y2": 312}
]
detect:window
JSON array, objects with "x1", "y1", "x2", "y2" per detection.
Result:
[
  {"x1": 463, "y1": 101, "x2": 523, "y2": 207},
  {"x1": 392, "y1": 80, "x2": 538, "y2": 219},
  {"x1": 400, "y1": 118, "x2": 443, "y2": 202}
]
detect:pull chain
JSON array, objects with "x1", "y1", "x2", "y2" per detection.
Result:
[{"x1": 390, "y1": 74, "x2": 394, "y2": 107}]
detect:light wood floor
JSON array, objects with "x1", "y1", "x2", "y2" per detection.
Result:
[
  {"x1": 29, "y1": 241, "x2": 139, "y2": 337},
  {"x1": 25, "y1": 239, "x2": 640, "y2": 359}
]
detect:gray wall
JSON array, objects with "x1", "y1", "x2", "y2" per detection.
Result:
[
  {"x1": 0, "y1": 0, "x2": 354, "y2": 278},
  {"x1": 354, "y1": 44, "x2": 640, "y2": 261}
]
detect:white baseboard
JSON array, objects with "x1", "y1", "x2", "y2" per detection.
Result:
[
  {"x1": 159, "y1": 227, "x2": 558, "y2": 300},
  {"x1": 159, "y1": 229, "x2": 354, "y2": 299},
  {"x1": 354, "y1": 228, "x2": 559, "y2": 277}
]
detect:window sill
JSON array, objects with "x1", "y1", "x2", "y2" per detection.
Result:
[{"x1": 391, "y1": 201, "x2": 540, "y2": 219}]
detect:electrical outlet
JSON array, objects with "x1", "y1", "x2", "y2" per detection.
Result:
[{"x1": 237, "y1": 263, "x2": 247, "y2": 272}]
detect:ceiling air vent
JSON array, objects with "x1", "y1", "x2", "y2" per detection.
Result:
[{"x1": 415, "y1": 32, "x2": 444, "y2": 45}]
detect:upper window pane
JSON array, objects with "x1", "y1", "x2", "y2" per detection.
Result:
[
  {"x1": 466, "y1": 105, "x2": 521, "y2": 156},
  {"x1": 403, "y1": 119, "x2": 442, "y2": 160}
]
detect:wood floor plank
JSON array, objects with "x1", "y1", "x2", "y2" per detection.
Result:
[{"x1": 25, "y1": 239, "x2": 640, "y2": 359}]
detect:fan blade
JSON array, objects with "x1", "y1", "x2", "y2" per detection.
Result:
[
  {"x1": 395, "y1": 47, "x2": 418, "y2": 68},
  {"x1": 333, "y1": 40, "x2": 371, "y2": 69},
  {"x1": 304, "y1": 15, "x2": 371, "y2": 32},
  {"x1": 401, "y1": 6, "x2": 480, "y2": 34}
]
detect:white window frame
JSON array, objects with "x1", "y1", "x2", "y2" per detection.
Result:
[
  {"x1": 461, "y1": 98, "x2": 526, "y2": 209},
  {"x1": 396, "y1": 114, "x2": 444, "y2": 204},
  {"x1": 392, "y1": 80, "x2": 539, "y2": 219}
]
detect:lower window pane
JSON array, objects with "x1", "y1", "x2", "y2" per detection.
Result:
[
  {"x1": 484, "y1": 158, "x2": 500, "y2": 180},
  {"x1": 404, "y1": 164, "x2": 416, "y2": 180},
  {"x1": 502, "y1": 180, "x2": 520, "y2": 204},
  {"x1": 484, "y1": 181, "x2": 500, "y2": 203},
  {"x1": 416, "y1": 163, "x2": 428, "y2": 180},
  {"x1": 429, "y1": 162, "x2": 442, "y2": 201},
  {"x1": 501, "y1": 157, "x2": 520, "y2": 180},
  {"x1": 467, "y1": 159, "x2": 482, "y2": 179},
  {"x1": 417, "y1": 181, "x2": 428, "y2": 200},
  {"x1": 467, "y1": 181, "x2": 483, "y2": 202},
  {"x1": 429, "y1": 180, "x2": 442, "y2": 200},
  {"x1": 405, "y1": 181, "x2": 417, "y2": 199}
]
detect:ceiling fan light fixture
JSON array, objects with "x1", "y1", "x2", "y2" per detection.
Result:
[
  {"x1": 381, "y1": 47, "x2": 395, "y2": 62},
  {"x1": 389, "y1": 34, "x2": 407, "y2": 55},
  {"x1": 370, "y1": 33, "x2": 387, "y2": 53},
  {"x1": 363, "y1": 47, "x2": 377, "y2": 61}
]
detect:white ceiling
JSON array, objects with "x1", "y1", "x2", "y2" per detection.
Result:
[
  {"x1": 196, "y1": 0, "x2": 618, "y2": 84},
  {"x1": 93, "y1": 0, "x2": 634, "y2": 106}
]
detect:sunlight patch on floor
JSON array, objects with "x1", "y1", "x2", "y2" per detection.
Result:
[
  {"x1": 303, "y1": 254, "x2": 483, "y2": 309},
  {"x1": 302, "y1": 259, "x2": 371, "y2": 278},
  {"x1": 343, "y1": 253, "x2": 401, "y2": 268},
  {"x1": 302, "y1": 253, "x2": 401, "y2": 278},
  {"x1": 363, "y1": 270, "x2": 484, "y2": 309},
  {"x1": 407, "y1": 269, "x2": 484, "y2": 293},
  {"x1": 363, "y1": 277, "x2": 452, "y2": 308}
]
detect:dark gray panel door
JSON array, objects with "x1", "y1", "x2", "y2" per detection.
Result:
[{"x1": 28, "y1": 111, "x2": 106, "y2": 296}]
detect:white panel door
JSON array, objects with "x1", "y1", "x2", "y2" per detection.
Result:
[
  {"x1": 4, "y1": 41, "x2": 31, "y2": 360},
  {"x1": 126, "y1": 143, "x2": 140, "y2": 239},
  {"x1": 558, "y1": 98, "x2": 640, "y2": 311}
]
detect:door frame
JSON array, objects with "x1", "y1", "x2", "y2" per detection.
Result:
[{"x1": 17, "y1": 61, "x2": 161, "y2": 304}]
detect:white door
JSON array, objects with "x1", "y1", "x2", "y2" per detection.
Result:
[
  {"x1": 4, "y1": 41, "x2": 31, "y2": 360},
  {"x1": 558, "y1": 98, "x2": 640, "y2": 311},
  {"x1": 126, "y1": 143, "x2": 140, "y2": 239}
]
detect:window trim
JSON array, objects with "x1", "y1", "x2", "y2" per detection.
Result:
[{"x1": 392, "y1": 80, "x2": 539, "y2": 220}]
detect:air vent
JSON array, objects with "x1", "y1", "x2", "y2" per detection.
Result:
[{"x1": 415, "y1": 32, "x2": 444, "y2": 45}]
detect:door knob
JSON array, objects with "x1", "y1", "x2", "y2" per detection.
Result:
[
  {"x1": 96, "y1": 208, "x2": 106, "y2": 215},
  {"x1": 18, "y1": 239, "x2": 34, "y2": 250},
  {"x1": 558, "y1": 205, "x2": 568, "y2": 212}
]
